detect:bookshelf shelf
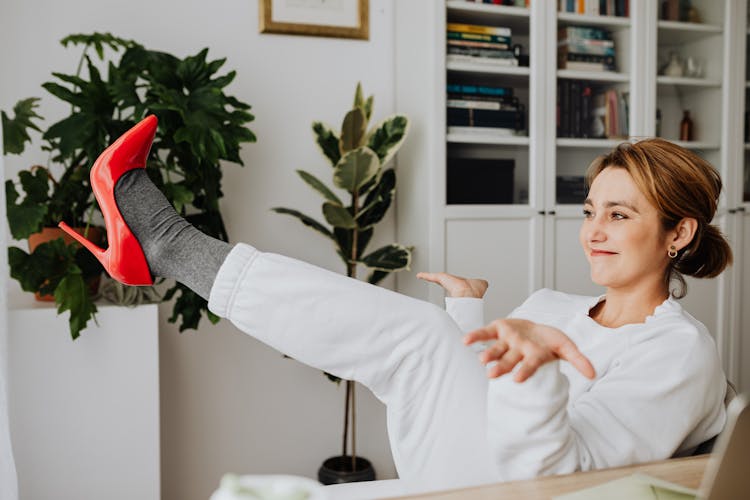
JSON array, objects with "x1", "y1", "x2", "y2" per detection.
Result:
[
  {"x1": 658, "y1": 21, "x2": 723, "y2": 44},
  {"x1": 446, "y1": 1, "x2": 529, "y2": 33},
  {"x1": 556, "y1": 138, "x2": 626, "y2": 148},
  {"x1": 557, "y1": 69, "x2": 629, "y2": 82},
  {"x1": 657, "y1": 76, "x2": 722, "y2": 87},
  {"x1": 447, "y1": 133, "x2": 530, "y2": 146},
  {"x1": 668, "y1": 140, "x2": 720, "y2": 150},
  {"x1": 557, "y1": 12, "x2": 631, "y2": 29},
  {"x1": 446, "y1": 1, "x2": 529, "y2": 17},
  {"x1": 447, "y1": 60, "x2": 530, "y2": 78}
]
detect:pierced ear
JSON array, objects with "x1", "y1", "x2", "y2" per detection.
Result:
[{"x1": 672, "y1": 218, "x2": 698, "y2": 251}]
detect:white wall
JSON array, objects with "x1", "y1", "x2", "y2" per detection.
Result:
[{"x1": 0, "y1": 1, "x2": 399, "y2": 499}]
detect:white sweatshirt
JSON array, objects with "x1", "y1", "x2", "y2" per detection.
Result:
[{"x1": 446, "y1": 289, "x2": 727, "y2": 480}]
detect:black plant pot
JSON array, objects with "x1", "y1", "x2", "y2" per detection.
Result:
[{"x1": 318, "y1": 455, "x2": 376, "y2": 485}]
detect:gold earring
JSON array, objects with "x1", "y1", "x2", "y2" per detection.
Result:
[{"x1": 668, "y1": 245, "x2": 678, "y2": 258}]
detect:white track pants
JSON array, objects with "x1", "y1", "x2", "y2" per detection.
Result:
[{"x1": 208, "y1": 244, "x2": 498, "y2": 492}]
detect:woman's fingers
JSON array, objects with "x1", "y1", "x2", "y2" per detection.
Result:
[
  {"x1": 487, "y1": 349, "x2": 523, "y2": 378},
  {"x1": 479, "y1": 340, "x2": 509, "y2": 364},
  {"x1": 416, "y1": 272, "x2": 443, "y2": 286},
  {"x1": 555, "y1": 340, "x2": 596, "y2": 379},
  {"x1": 513, "y1": 355, "x2": 545, "y2": 382},
  {"x1": 417, "y1": 271, "x2": 488, "y2": 298},
  {"x1": 464, "y1": 325, "x2": 499, "y2": 345}
]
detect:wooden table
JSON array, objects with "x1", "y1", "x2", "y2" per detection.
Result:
[{"x1": 397, "y1": 455, "x2": 710, "y2": 499}]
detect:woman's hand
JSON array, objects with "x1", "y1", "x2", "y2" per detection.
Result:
[
  {"x1": 464, "y1": 319, "x2": 596, "y2": 382},
  {"x1": 417, "y1": 272, "x2": 489, "y2": 298}
]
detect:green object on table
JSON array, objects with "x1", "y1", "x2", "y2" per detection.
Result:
[{"x1": 553, "y1": 473, "x2": 698, "y2": 500}]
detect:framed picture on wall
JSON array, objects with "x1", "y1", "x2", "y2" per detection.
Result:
[{"x1": 259, "y1": 0, "x2": 369, "y2": 40}]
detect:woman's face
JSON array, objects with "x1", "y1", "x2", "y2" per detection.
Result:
[{"x1": 579, "y1": 166, "x2": 670, "y2": 292}]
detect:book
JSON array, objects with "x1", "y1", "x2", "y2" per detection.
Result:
[
  {"x1": 447, "y1": 99, "x2": 518, "y2": 111},
  {"x1": 559, "y1": 52, "x2": 616, "y2": 71},
  {"x1": 447, "y1": 46, "x2": 517, "y2": 59},
  {"x1": 448, "y1": 39, "x2": 511, "y2": 50},
  {"x1": 447, "y1": 22, "x2": 512, "y2": 37},
  {"x1": 447, "y1": 126, "x2": 517, "y2": 137},
  {"x1": 447, "y1": 31, "x2": 511, "y2": 45},
  {"x1": 558, "y1": 40, "x2": 615, "y2": 55},
  {"x1": 562, "y1": 61, "x2": 614, "y2": 72},
  {"x1": 558, "y1": 26, "x2": 613, "y2": 41},
  {"x1": 448, "y1": 107, "x2": 521, "y2": 128},
  {"x1": 446, "y1": 54, "x2": 520, "y2": 66},
  {"x1": 447, "y1": 83, "x2": 514, "y2": 97}
]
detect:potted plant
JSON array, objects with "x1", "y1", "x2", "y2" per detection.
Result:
[
  {"x1": 273, "y1": 83, "x2": 410, "y2": 484},
  {"x1": 2, "y1": 32, "x2": 256, "y2": 339}
]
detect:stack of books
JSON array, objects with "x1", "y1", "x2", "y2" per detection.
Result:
[
  {"x1": 558, "y1": 0, "x2": 629, "y2": 16},
  {"x1": 557, "y1": 81, "x2": 628, "y2": 138},
  {"x1": 447, "y1": 83, "x2": 526, "y2": 136},
  {"x1": 464, "y1": 0, "x2": 531, "y2": 5},
  {"x1": 447, "y1": 23, "x2": 518, "y2": 67},
  {"x1": 558, "y1": 26, "x2": 616, "y2": 72}
]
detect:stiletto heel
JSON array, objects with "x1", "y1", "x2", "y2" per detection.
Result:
[
  {"x1": 58, "y1": 222, "x2": 106, "y2": 260},
  {"x1": 58, "y1": 115, "x2": 158, "y2": 286}
]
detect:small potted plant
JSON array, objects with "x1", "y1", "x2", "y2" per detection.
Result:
[
  {"x1": 2, "y1": 32, "x2": 256, "y2": 339},
  {"x1": 273, "y1": 83, "x2": 410, "y2": 484}
]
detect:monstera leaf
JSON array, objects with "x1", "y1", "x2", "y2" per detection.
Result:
[{"x1": 1, "y1": 97, "x2": 43, "y2": 155}]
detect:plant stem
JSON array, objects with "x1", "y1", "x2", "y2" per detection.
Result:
[
  {"x1": 343, "y1": 187, "x2": 360, "y2": 467},
  {"x1": 343, "y1": 379, "x2": 350, "y2": 458},
  {"x1": 351, "y1": 382, "x2": 357, "y2": 471}
]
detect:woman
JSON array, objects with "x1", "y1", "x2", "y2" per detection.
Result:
[{"x1": 60, "y1": 116, "x2": 732, "y2": 493}]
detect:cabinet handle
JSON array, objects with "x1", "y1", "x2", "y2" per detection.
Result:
[
  {"x1": 738, "y1": 207, "x2": 746, "y2": 213},
  {"x1": 538, "y1": 211, "x2": 546, "y2": 215},
  {"x1": 548, "y1": 210, "x2": 556, "y2": 215},
  {"x1": 729, "y1": 209, "x2": 737, "y2": 214}
]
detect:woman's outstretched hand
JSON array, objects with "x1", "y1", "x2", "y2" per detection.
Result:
[
  {"x1": 464, "y1": 319, "x2": 596, "y2": 382},
  {"x1": 417, "y1": 271, "x2": 489, "y2": 298}
]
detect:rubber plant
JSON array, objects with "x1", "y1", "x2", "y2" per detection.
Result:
[
  {"x1": 2, "y1": 32, "x2": 255, "y2": 339},
  {"x1": 272, "y1": 83, "x2": 410, "y2": 480}
]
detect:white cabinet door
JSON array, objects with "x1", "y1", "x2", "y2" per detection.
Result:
[
  {"x1": 740, "y1": 213, "x2": 750, "y2": 392},
  {"x1": 445, "y1": 217, "x2": 542, "y2": 321},
  {"x1": 676, "y1": 213, "x2": 733, "y2": 355},
  {"x1": 547, "y1": 214, "x2": 606, "y2": 298}
]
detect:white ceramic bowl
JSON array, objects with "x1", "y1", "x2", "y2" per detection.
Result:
[{"x1": 210, "y1": 474, "x2": 329, "y2": 500}]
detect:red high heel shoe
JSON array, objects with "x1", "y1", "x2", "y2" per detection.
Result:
[{"x1": 59, "y1": 115, "x2": 158, "y2": 285}]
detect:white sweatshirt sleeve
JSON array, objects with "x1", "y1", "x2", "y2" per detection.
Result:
[
  {"x1": 444, "y1": 297, "x2": 484, "y2": 333},
  {"x1": 486, "y1": 320, "x2": 726, "y2": 481}
]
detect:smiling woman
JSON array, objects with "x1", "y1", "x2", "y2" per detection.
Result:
[
  {"x1": 584, "y1": 139, "x2": 732, "y2": 302},
  {"x1": 71, "y1": 120, "x2": 735, "y2": 496}
]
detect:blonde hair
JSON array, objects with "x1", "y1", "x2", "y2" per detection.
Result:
[{"x1": 585, "y1": 138, "x2": 732, "y2": 298}]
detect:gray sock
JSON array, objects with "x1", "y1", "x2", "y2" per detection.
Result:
[{"x1": 114, "y1": 169, "x2": 232, "y2": 300}]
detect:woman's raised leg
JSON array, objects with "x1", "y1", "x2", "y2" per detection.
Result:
[
  {"x1": 88, "y1": 117, "x2": 498, "y2": 491},
  {"x1": 207, "y1": 244, "x2": 497, "y2": 491}
]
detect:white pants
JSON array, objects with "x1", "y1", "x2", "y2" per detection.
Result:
[{"x1": 208, "y1": 244, "x2": 498, "y2": 494}]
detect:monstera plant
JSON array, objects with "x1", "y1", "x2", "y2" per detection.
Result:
[
  {"x1": 273, "y1": 83, "x2": 410, "y2": 483},
  {"x1": 2, "y1": 32, "x2": 255, "y2": 339}
]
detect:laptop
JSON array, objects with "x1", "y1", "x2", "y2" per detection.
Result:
[{"x1": 698, "y1": 392, "x2": 750, "y2": 499}]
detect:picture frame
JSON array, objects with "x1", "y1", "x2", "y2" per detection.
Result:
[{"x1": 259, "y1": 0, "x2": 369, "y2": 40}]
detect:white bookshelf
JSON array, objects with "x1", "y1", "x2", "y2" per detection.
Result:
[{"x1": 395, "y1": 0, "x2": 750, "y2": 385}]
